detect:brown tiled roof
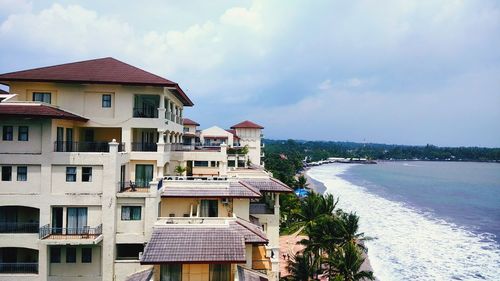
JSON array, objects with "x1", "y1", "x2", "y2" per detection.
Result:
[
  {"x1": 0, "y1": 103, "x2": 88, "y2": 121},
  {"x1": 125, "y1": 268, "x2": 153, "y2": 281},
  {"x1": 231, "y1": 218, "x2": 268, "y2": 244},
  {"x1": 231, "y1": 120, "x2": 264, "y2": 129},
  {"x1": 161, "y1": 182, "x2": 262, "y2": 198},
  {"x1": 225, "y1": 129, "x2": 240, "y2": 140},
  {"x1": 183, "y1": 118, "x2": 200, "y2": 126},
  {"x1": 237, "y1": 266, "x2": 269, "y2": 281},
  {"x1": 0, "y1": 57, "x2": 193, "y2": 106},
  {"x1": 242, "y1": 178, "x2": 293, "y2": 193},
  {"x1": 141, "y1": 227, "x2": 246, "y2": 264}
]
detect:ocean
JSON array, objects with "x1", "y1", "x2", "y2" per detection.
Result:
[{"x1": 307, "y1": 161, "x2": 500, "y2": 281}]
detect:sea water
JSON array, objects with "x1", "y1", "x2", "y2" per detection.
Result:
[{"x1": 307, "y1": 161, "x2": 500, "y2": 281}]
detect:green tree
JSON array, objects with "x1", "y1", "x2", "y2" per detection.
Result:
[
  {"x1": 296, "y1": 175, "x2": 309, "y2": 190},
  {"x1": 174, "y1": 165, "x2": 186, "y2": 176},
  {"x1": 325, "y1": 242, "x2": 375, "y2": 281},
  {"x1": 286, "y1": 252, "x2": 317, "y2": 281}
]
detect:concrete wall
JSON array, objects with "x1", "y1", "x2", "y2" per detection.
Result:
[
  {"x1": 50, "y1": 165, "x2": 104, "y2": 194},
  {"x1": 48, "y1": 245, "x2": 101, "y2": 279},
  {"x1": 0, "y1": 120, "x2": 43, "y2": 154},
  {"x1": 0, "y1": 165, "x2": 41, "y2": 194}
]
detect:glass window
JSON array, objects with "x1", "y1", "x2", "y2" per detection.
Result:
[
  {"x1": 17, "y1": 166, "x2": 27, "y2": 181},
  {"x1": 82, "y1": 248, "x2": 92, "y2": 263},
  {"x1": 209, "y1": 264, "x2": 230, "y2": 281},
  {"x1": 66, "y1": 167, "x2": 77, "y2": 182},
  {"x1": 50, "y1": 247, "x2": 61, "y2": 263},
  {"x1": 200, "y1": 200, "x2": 218, "y2": 217},
  {"x1": 82, "y1": 167, "x2": 92, "y2": 182},
  {"x1": 32, "y1": 92, "x2": 51, "y2": 103},
  {"x1": 1, "y1": 166, "x2": 12, "y2": 181},
  {"x1": 194, "y1": 161, "x2": 209, "y2": 167},
  {"x1": 66, "y1": 247, "x2": 76, "y2": 263},
  {"x1": 161, "y1": 264, "x2": 182, "y2": 281},
  {"x1": 116, "y1": 244, "x2": 144, "y2": 260},
  {"x1": 102, "y1": 94, "x2": 112, "y2": 108},
  {"x1": 121, "y1": 206, "x2": 142, "y2": 220},
  {"x1": 135, "y1": 164, "x2": 153, "y2": 188},
  {"x1": 18, "y1": 126, "x2": 29, "y2": 141},
  {"x1": 2, "y1": 126, "x2": 13, "y2": 141}
]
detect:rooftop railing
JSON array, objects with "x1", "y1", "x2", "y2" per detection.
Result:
[
  {"x1": 118, "y1": 180, "x2": 151, "y2": 192},
  {"x1": 0, "y1": 263, "x2": 38, "y2": 274},
  {"x1": 54, "y1": 141, "x2": 125, "y2": 152},
  {"x1": 0, "y1": 222, "x2": 39, "y2": 233},
  {"x1": 164, "y1": 175, "x2": 228, "y2": 181}
]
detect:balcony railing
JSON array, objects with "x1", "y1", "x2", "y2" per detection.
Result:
[
  {"x1": 0, "y1": 263, "x2": 38, "y2": 274},
  {"x1": 118, "y1": 180, "x2": 151, "y2": 192},
  {"x1": 0, "y1": 222, "x2": 39, "y2": 233},
  {"x1": 164, "y1": 175, "x2": 227, "y2": 181},
  {"x1": 131, "y1": 142, "x2": 157, "y2": 152},
  {"x1": 249, "y1": 203, "x2": 274, "y2": 214},
  {"x1": 133, "y1": 106, "x2": 158, "y2": 118},
  {"x1": 54, "y1": 141, "x2": 125, "y2": 152},
  {"x1": 39, "y1": 224, "x2": 102, "y2": 240}
]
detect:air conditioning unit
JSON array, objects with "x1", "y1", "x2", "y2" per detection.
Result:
[{"x1": 221, "y1": 198, "x2": 230, "y2": 205}]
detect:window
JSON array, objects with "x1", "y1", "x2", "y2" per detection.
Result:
[
  {"x1": 50, "y1": 247, "x2": 61, "y2": 263},
  {"x1": 200, "y1": 200, "x2": 218, "y2": 217},
  {"x1": 1, "y1": 166, "x2": 12, "y2": 181},
  {"x1": 82, "y1": 248, "x2": 92, "y2": 263},
  {"x1": 121, "y1": 206, "x2": 142, "y2": 220},
  {"x1": 102, "y1": 94, "x2": 112, "y2": 108},
  {"x1": 82, "y1": 167, "x2": 92, "y2": 182},
  {"x1": 161, "y1": 264, "x2": 182, "y2": 281},
  {"x1": 135, "y1": 165, "x2": 153, "y2": 188},
  {"x1": 66, "y1": 167, "x2": 77, "y2": 182},
  {"x1": 32, "y1": 92, "x2": 51, "y2": 103},
  {"x1": 209, "y1": 264, "x2": 230, "y2": 281},
  {"x1": 183, "y1": 127, "x2": 189, "y2": 133},
  {"x1": 18, "y1": 126, "x2": 29, "y2": 141},
  {"x1": 2, "y1": 126, "x2": 13, "y2": 141},
  {"x1": 66, "y1": 247, "x2": 76, "y2": 263},
  {"x1": 116, "y1": 244, "x2": 144, "y2": 260},
  {"x1": 194, "y1": 161, "x2": 209, "y2": 167},
  {"x1": 17, "y1": 166, "x2": 27, "y2": 181}
]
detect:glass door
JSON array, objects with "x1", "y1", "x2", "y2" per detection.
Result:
[
  {"x1": 135, "y1": 165, "x2": 153, "y2": 188},
  {"x1": 56, "y1": 127, "x2": 64, "y2": 151},
  {"x1": 65, "y1": 128, "x2": 73, "y2": 152},
  {"x1": 66, "y1": 207, "x2": 87, "y2": 234},
  {"x1": 52, "y1": 207, "x2": 63, "y2": 234}
]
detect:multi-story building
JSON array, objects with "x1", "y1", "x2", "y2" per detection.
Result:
[{"x1": 0, "y1": 58, "x2": 291, "y2": 281}]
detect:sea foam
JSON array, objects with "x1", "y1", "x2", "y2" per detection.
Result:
[{"x1": 307, "y1": 164, "x2": 500, "y2": 281}]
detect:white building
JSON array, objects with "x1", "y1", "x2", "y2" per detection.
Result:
[{"x1": 0, "y1": 58, "x2": 290, "y2": 281}]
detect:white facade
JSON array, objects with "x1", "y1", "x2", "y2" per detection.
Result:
[{"x1": 0, "y1": 60, "x2": 283, "y2": 281}]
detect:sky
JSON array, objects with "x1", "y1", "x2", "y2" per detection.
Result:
[{"x1": 0, "y1": 0, "x2": 499, "y2": 147}]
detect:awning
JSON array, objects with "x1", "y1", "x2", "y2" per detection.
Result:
[{"x1": 241, "y1": 178, "x2": 293, "y2": 193}]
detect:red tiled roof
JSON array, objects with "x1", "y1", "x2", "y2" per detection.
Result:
[
  {"x1": 231, "y1": 120, "x2": 264, "y2": 129},
  {"x1": 231, "y1": 218, "x2": 268, "y2": 244},
  {"x1": 242, "y1": 178, "x2": 293, "y2": 193},
  {"x1": 141, "y1": 227, "x2": 246, "y2": 264},
  {"x1": 183, "y1": 118, "x2": 200, "y2": 126},
  {"x1": 125, "y1": 268, "x2": 153, "y2": 281},
  {"x1": 237, "y1": 266, "x2": 269, "y2": 281},
  {"x1": 0, "y1": 103, "x2": 88, "y2": 122},
  {"x1": 225, "y1": 129, "x2": 240, "y2": 140},
  {"x1": 161, "y1": 182, "x2": 262, "y2": 198},
  {"x1": 0, "y1": 57, "x2": 193, "y2": 106}
]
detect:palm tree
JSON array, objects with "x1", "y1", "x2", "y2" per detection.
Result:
[
  {"x1": 286, "y1": 252, "x2": 317, "y2": 281},
  {"x1": 174, "y1": 165, "x2": 186, "y2": 176},
  {"x1": 289, "y1": 192, "x2": 338, "y2": 234},
  {"x1": 334, "y1": 212, "x2": 371, "y2": 251},
  {"x1": 326, "y1": 241, "x2": 375, "y2": 281},
  {"x1": 297, "y1": 175, "x2": 309, "y2": 189}
]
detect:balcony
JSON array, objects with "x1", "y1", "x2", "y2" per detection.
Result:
[
  {"x1": 0, "y1": 223, "x2": 38, "y2": 233},
  {"x1": 54, "y1": 141, "x2": 125, "y2": 152},
  {"x1": 39, "y1": 224, "x2": 102, "y2": 240},
  {"x1": 0, "y1": 248, "x2": 38, "y2": 274},
  {"x1": 133, "y1": 107, "x2": 158, "y2": 118},
  {"x1": 249, "y1": 203, "x2": 274, "y2": 215},
  {"x1": 131, "y1": 142, "x2": 157, "y2": 152},
  {"x1": 118, "y1": 180, "x2": 151, "y2": 193},
  {"x1": 0, "y1": 263, "x2": 38, "y2": 274}
]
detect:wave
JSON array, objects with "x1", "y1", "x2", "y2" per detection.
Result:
[{"x1": 307, "y1": 164, "x2": 500, "y2": 281}]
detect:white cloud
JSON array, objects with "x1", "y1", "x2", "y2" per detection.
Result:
[{"x1": 0, "y1": 0, "x2": 32, "y2": 17}]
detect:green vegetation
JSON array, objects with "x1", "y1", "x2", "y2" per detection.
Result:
[
  {"x1": 174, "y1": 165, "x2": 186, "y2": 176},
  {"x1": 264, "y1": 139, "x2": 500, "y2": 163}
]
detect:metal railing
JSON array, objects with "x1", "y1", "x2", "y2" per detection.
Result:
[
  {"x1": 170, "y1": 143, "x2": 195, "y2": 151},
  {"x1": 164, "y1": 175, "x2": 228, "y2": 181},
  {"x1": 0, "y1": 263, "x2": 38, "y2": 274},
  {"x1": 0, "y1": 222, "x2": 39, "y2": 233},
  {"x1": 118, "y1": 180, "x2": 151, "y2": 192},
  {"x1": 39, "y1": 224, "x2": 102, "y2": 239},
  {"x1": 131, "y1": 142, "x2": 157, "y2": 152},
  {"x1": 54, "y1": 141, "x2": 125, "y2": 152},
  {"x1": 133, "y1": 106, "x2": 158, "y2": 118}
]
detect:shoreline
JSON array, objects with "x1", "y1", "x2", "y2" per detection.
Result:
[{"x1": 305, "y1": 166, "x2": 376, "y2": 276}]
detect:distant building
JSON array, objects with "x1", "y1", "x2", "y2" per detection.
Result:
[{"x1": 0, "y1": 58, "x2": 291, "y2": 281}]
